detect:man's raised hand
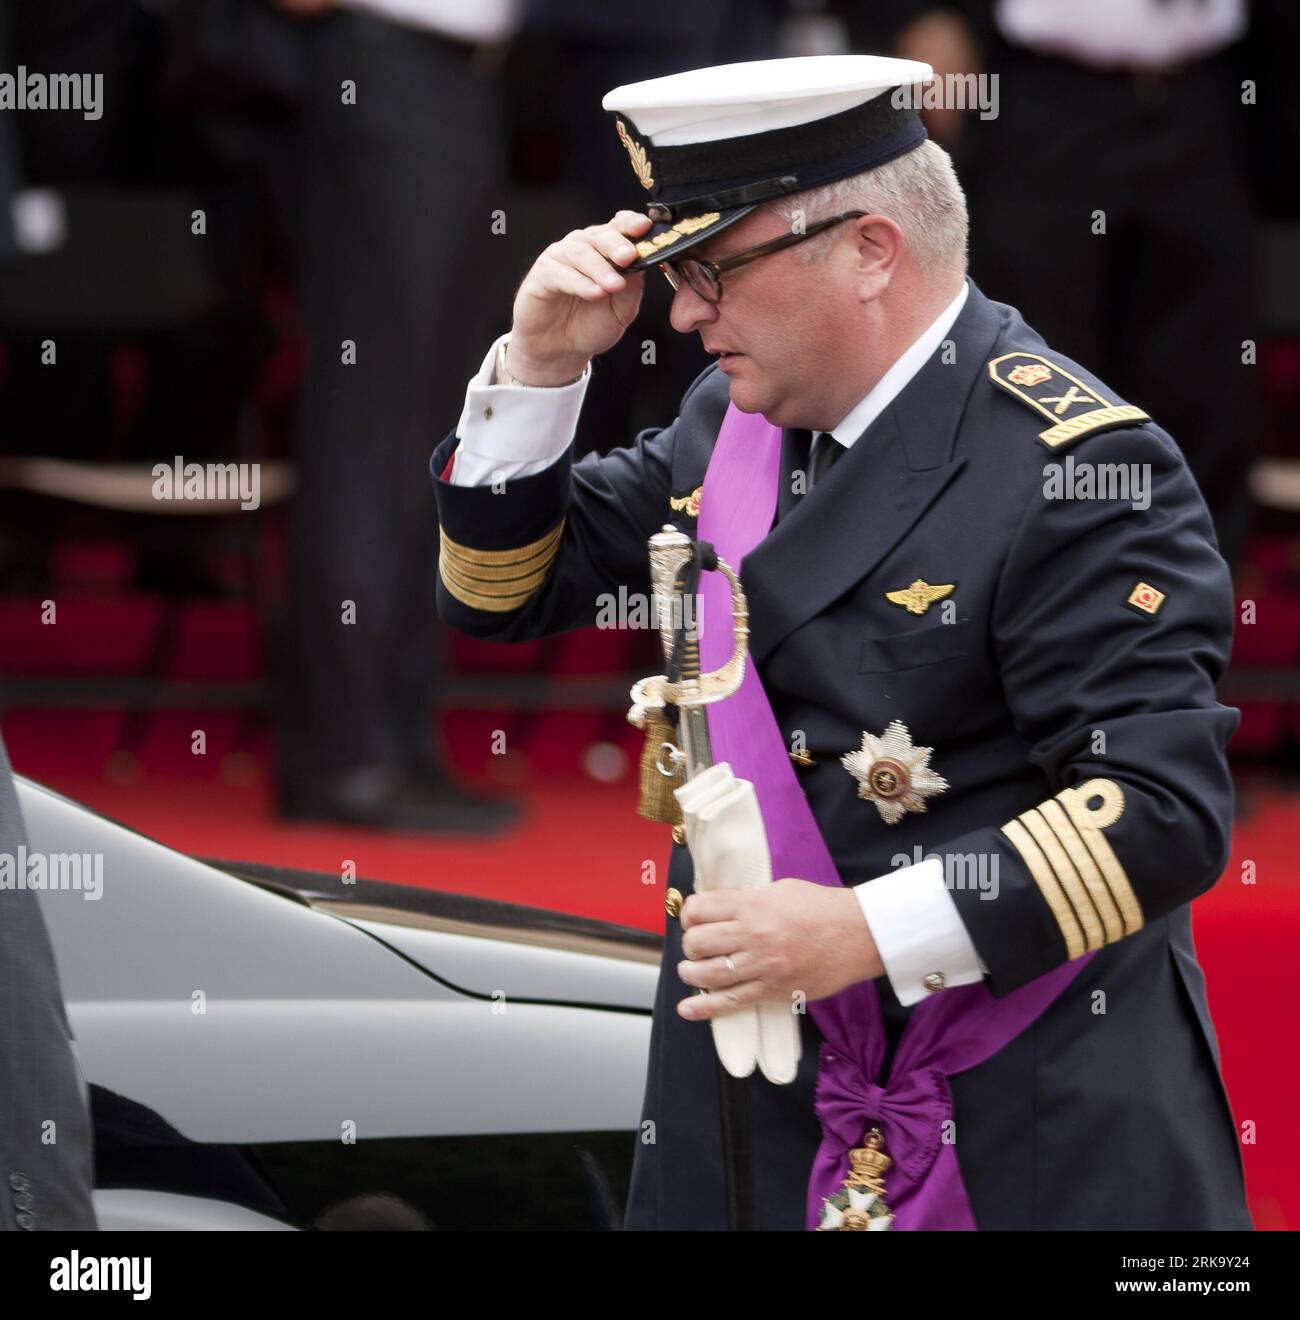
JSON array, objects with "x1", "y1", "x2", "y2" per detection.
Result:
[{"x1": 506, "y1": 211, "x2": 652, "y2": 385}]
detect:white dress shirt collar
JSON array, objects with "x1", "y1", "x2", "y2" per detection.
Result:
[{"x1": 823, "y1": 280, "x2": 970, "y2": 450}]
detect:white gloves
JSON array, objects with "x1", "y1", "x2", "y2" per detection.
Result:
[{"x1": 673, "y1": 763, "x2": 802, "y2": 1085}]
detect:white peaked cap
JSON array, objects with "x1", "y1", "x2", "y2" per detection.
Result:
[
  {"x1": 597, "y1": 55, "x2": 936, "y2": 269},
  {"x1": 602, "y1": 55, "x2": 934, "y2": 147}
]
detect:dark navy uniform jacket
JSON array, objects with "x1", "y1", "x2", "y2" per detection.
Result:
[{"x1": 431, "y1": 280, "x2": 1252, "y2": 1230}]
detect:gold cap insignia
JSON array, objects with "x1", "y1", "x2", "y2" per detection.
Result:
[
  {"x1": 669, "y1": 486, "x2": 702, "y2": 520},
  {"x1": 633, "y1": 211, "x2": 722, "y2": 261},
  {"x1": 1126, "y1": 581, "x2": 1166, "y2": 615},
  {"x1": 615, "y1": 119, "x2": 654, "y2": 191},
  {"x1": 884, "y1": 579, "x2": 955, "y2": 616},
  {"x1": 842, "y1": 721, "x2": 948, "y2": 826}
]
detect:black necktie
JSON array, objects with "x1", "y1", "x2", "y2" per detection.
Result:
[{"x1": 810, "y1": 431, "x2": 844, "y2": 487}]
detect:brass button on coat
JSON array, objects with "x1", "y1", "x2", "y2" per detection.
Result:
[{"x1": 665, "y1": 887, "x2": 684, "y2": 919}]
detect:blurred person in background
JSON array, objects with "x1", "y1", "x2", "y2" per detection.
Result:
[
  {"x1": 273, "y1": 0, "x2": 525, "y2": 832},
  {"x1": 0, "y1": 0, "x2": 266, "y2": 595},
  {"x1": 841, "y1": 0, "x2": 1295, "y2": 571}
]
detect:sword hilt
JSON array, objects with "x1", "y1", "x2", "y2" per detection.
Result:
[{"x1": 630, "y1": 526, "x2": 750, "y2": 779}]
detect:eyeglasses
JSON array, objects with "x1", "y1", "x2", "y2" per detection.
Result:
[{"x1": 656, "y1": 211, "x2": 867, "y2": 304}]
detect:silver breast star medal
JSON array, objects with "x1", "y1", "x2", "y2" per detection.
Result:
[{"x1": 842, "y1": 720, "x2": 948, "y2": 825}]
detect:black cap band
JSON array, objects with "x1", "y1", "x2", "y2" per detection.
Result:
[{"x1": 619, "y1": 89, "x2": 927, "y2": 211}]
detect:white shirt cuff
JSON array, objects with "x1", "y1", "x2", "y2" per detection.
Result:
[
  {"x1": 853, "y1": 857, "x2": 988, "y2": 1006},
  {"x1": 449, "y1": 334, "x2": 591, "y2": 487}
]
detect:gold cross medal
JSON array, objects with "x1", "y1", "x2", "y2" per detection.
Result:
[
  {"x1": 842, "y1": 720, "x2": 948, "y2": 825},
  {"x1": 817, "y1": 1128, "x2": 895, "y2": 1231}
]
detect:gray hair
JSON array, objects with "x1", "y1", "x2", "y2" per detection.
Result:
[{"x1": 769, "y1": 139, "x2": 969, "y2": 276}]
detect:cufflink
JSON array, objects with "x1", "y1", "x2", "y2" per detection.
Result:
[{"x1": 922, "y1": 972, "x2": 945, "y2": 994}]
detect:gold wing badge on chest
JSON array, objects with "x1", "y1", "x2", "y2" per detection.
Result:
[
  {"x1": 885, "y1": 579, "x2": 955, "y2": 616},
  {"x1": 669, "y1": 485, "x2": 703, "y2": 520},
  {"x1": 842, "y1": 721, "x2": 948, "y2": 825}
]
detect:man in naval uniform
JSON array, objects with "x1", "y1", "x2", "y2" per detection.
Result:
[{"x1": 429, "y1": 55, "x2": 1252, "y2": 1230}]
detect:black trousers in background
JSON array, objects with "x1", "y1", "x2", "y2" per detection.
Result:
[
  {"x1": 278, "y1": 13, "x2": 503, "y2": 795},
  {"x1": 964, "y1": 49, "x2": 1257, "y2": 569}
]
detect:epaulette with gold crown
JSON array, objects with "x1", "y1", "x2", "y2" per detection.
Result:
[{"x1": 988, "y1": 352, "x2": 1150, "y2": 451}]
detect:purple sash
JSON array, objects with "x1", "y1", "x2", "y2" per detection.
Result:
[{"x1": 696, "y1": 404, "x2": 1094, "y2": 1231}]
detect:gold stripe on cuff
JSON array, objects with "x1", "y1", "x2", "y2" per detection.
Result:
[
  {"x1": 438, "y1": 518, "x2": 565, "y2": 613},
  {"x1": 440, "y1": 549, "x2": 558, "y2": 584},
  {"x1": 1019, "y1": 807, "x2": 1105, "y2": 952},
  {"x1": 1002, "y1": 818, "x2": 1087, "y2": 960},
  {"x1": 1002, "y1": 777, "x2": 1142, "y2": 958},
  {"x1": 438, "y1": 556, "x2": 550, "y2": 607},
  {"x1": 1038, "y1": 798, "x2": 1125, "y2": 943},
  {"x1": 438, "y1": 564, "x2": 549, "y2": 611},
  {"x1": 1057, "y1": 779, "x2": 1143, "y2": 936},
  {"x1": 439, "y1": 520, "x2": 565, "y2": 570}
]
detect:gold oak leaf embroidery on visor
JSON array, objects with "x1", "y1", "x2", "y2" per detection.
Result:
[
  {"x1": 615, "y1": 119, "x2": 654, "y2": 190},
  {"x1": 1000, "y1": 778, "x2": 1143, "y2": 959},
  {"x1": 634, "y1": 212, "x2": 723, "y2": 261},
  {"x1": 438, "y1": 519, "x2": 565, "y2": 613}
]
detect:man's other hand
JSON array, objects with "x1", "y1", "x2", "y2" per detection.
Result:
[{"x1": 675, "y1": 879, "x2": 884, "y2": 1020}]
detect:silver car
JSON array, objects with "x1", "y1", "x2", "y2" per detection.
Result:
[{"x1": 23, "y1": 777, "x2": 657, "y2": 1231}]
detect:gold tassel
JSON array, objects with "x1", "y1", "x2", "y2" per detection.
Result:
[{"x1": 635, "y1": 711, "x2": 684, "y2": 825}]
